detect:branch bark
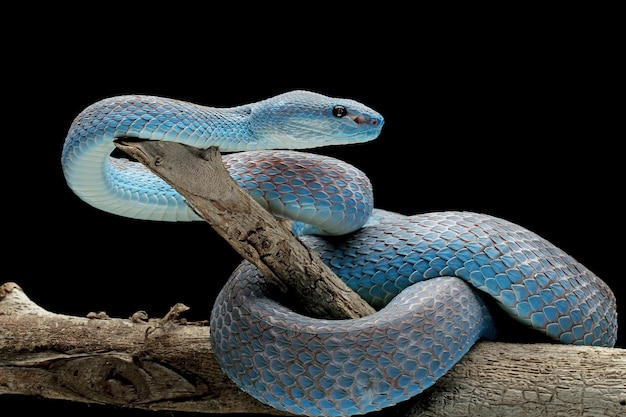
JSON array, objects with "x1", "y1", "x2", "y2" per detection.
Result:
[
  {"x1": 1, "y1": 282, "x2": 624, "y2": 416},
  {"x1": 113, "y1": 141, "x2": 374, "y2": 320},
  {"x1": 2, "y1": 141, "x2": 624, "y2": 416}
]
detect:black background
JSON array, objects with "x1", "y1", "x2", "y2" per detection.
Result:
[{"x1": 3, "y1": 8, "x2": 623, "y2": 416}]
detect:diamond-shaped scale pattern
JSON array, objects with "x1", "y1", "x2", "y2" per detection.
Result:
[
  {"x1": 212, "y1": 261, "x2": 494, "y2": 416},
  {"x1": 223, "y1": 150, "x2": 374, "y2": 235},
  {"x1": 303, "y1": 211, "x2": 617, "y2": 347},
  {"x1": 211, "y1": 210, "x2": 617, "y2": 416}
]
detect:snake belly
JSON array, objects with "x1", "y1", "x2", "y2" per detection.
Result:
[{"x1": 61, "y1": 91, "x2": 618, "y2": 417}]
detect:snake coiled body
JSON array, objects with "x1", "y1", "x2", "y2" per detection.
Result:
[{"x1": 61, "y1": 90, "x2": 618, "y2": 417}]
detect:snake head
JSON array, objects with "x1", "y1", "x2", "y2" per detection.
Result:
[{"x1": 249, "y1": 90, "x2": 384, "y2": 149}]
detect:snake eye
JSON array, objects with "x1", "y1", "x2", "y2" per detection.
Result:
[{"x1": 332, "y1": 105, "x2": 348, "y2": 118}]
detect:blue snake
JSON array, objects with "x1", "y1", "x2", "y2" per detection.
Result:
[{"x1": 61, "y1": 90, "x2": 618, "y2": 417}]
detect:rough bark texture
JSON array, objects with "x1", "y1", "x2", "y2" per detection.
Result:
[
  {"x1": 2, "y1": 141, "x2": 623, "y2": 416},
  {"x1": 114, "y1": 141, "x2": 375, "y2": 320},
  {"x1": 1, "y1": 282, "x2": 624, "y2": 416}
]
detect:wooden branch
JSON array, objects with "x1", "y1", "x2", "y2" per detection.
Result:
[
  {"x1": 1, "y1": 282, "x2": 624, "y2": 416},
  {"x1": 2, "y1": 140, "x2": 623, "y2": 416},
  {"x1": 113, "y1": 141, "x2": 375, "y2": 320},
  {"x1": 0, "y1": 282, "x2": 285, "y2": 415}
]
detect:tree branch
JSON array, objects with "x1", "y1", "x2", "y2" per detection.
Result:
[
  {"x1": 113, "y1": 141, "x2": 374, "y2": 320},
  {"x1": 1, "y1": 282, "x2": 624, "y2": 416},
  {"x1": 2, "y1": 141, "x2": 624, "y2": 416}
]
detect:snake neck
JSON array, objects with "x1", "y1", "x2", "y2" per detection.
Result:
[
  {"x1": 65, "y1": 96, "x2": 262, "y2": 151},
  {"x1": 60, "y1": 96, "x2": 260, "y2": 221}
]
